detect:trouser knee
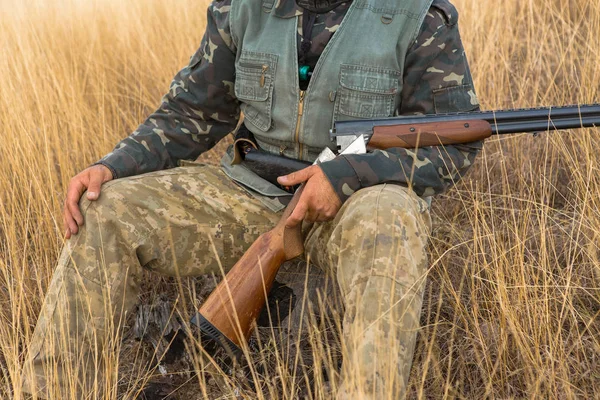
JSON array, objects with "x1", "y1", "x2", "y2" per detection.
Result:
[{"x1": 329, "y1": 184, "x2": 431, "y2": 292}]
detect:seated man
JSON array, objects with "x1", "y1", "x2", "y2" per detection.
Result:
[{"x1": 22, "y1": 0, "x2": 481, "y2": 398}]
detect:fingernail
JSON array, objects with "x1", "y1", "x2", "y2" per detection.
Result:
[{"x1": 87, "y1": 192, "x2": 97, "y2": 199}]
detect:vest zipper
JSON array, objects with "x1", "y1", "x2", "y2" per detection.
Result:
[{"x1": 295, "y1": 90, "x2": 305, "y2": 158}]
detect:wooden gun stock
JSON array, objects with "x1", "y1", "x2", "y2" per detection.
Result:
[
  {"x1": 193, "y1": 186, "x2": 305, "y2": 355},
  {"x1": 368, "y1": 119, "x2": 493, "y2": 149}
]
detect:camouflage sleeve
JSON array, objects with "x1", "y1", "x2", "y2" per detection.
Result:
[
  {"x1": 96, "y1": 0, "x2": 238, "y2": 179},
  {"x1": 320, "y1": 0, "x2": 482, "y2": 202}
]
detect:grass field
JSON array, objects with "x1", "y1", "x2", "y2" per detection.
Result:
[{"x1": 1, "y1": 0, "x2": 600, "y2": 398}]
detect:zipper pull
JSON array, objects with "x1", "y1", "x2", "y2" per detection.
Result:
[
  {"x1": 260, "y1": 65, "x2": 268, "y2": 87},
  {"x1": 298, "y1": 91, "x2": 305, "y2": 116}
]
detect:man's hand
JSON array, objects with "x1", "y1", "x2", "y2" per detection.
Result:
[
  {"x1": 277, "y1": 165, "x2": 342, "y2": 228},
  {"x1": 63, "y1": 164, "x2": 113, "y2": 239}
]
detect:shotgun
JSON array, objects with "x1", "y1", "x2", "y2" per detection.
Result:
[{"x1": 192, "y1": 103, "x2": 600, "y2": 356}]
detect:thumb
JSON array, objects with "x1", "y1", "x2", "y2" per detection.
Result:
[
  {"x1": 278, "y1": 165, "x2": 315, "y2": 186},
  {"x1": 86, "y1": 170, "x2": 106, "y2": 201}
]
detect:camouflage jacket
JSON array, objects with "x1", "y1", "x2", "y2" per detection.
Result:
[{"x1": 97, "y1": 0, "x2": 482, "y2": 202}]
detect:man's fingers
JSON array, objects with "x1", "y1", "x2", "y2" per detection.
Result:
[
  {"x1": 63, "y1": 206, "x2": 78, "y2": 236},
  {"x1": 62, "y1": 165, "x2": 113, "y2": 237},
  {"x1": 86, "y1": 171, "x2": 105, "y2": 200},
  {"x1": 66, "y1": 180, "x2": 86, "y2": 227},
  {"x1": 278, "y1": 166, "x2": 315, "y2": 186},
  {"x1": 286, "y1": 199, "x2": 308, "y2": 228}
]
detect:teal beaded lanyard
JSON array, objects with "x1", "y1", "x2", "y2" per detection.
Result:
[{"x1": 299, "y1": 65, "x2": 312, "y2": 83}]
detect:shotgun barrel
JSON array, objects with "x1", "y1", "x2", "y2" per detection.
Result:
[{"x1": 331, "y1": 103, "x2": 600, "y2": 138}]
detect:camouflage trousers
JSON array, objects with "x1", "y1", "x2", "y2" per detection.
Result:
[{"x1": 21, "y1": 163, "x2": 431, "y2": 399}]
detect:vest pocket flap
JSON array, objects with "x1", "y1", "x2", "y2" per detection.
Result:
[
  {"x1": 235, "y1": 52, "x2": 278, "y2": 131},
  {"x1": 336, "y1": 65, "x2": 400, "y2": 119},
  {"x1": 235, "y1": 67, "x2": 271, "y2": 101},
  {"x1": 339, "y1": 64, "x2": 400, "y2": 94},
  {"x1": 235, "y1": 53, "x2": 278, "y2": 101}
]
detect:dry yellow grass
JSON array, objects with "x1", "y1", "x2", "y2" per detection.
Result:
[{"x1": 1, "y1": 0, "x2": 600, "y2": 398}]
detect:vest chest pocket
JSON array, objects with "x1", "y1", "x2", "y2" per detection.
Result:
[
  {"x1": 235, "y1": 52, "x2": 278, "y2": 132},
  {"x1": 334, "y1": 64, "x2": 401, "y2": 120}
]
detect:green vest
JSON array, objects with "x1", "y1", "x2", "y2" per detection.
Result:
[{"x1": 221, "y1": 0, "x2": 434, "y2": 209}]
